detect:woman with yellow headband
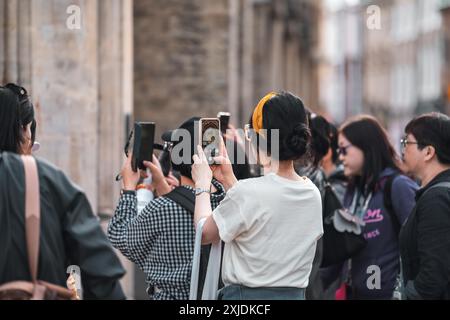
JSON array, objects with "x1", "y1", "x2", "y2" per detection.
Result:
[{"x1": 192, "y1": 91, "x2": 323, "y2": 300}]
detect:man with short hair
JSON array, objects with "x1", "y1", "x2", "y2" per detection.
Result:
[{"x1": 108, "y1": 117, "x2": 225, "y2": 300}]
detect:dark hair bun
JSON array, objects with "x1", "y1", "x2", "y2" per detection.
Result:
[
  {"x1": 286, "y1": 123, "x2": 311, "y2": 158},
  {"x1": 256, "y1": 91, "x2": 310, "y2": 161}
]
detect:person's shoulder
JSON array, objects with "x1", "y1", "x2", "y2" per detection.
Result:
[
  {"x1": 392, "y1": 173, "x2": 419, "y2": 192},
  {"x1": 416, "y1": 181, "x2": 450, "y2": 217},
  {"x1": 304, "y1": 178, "x2": 322, "y2": 200},
  {"x1": 419, "y1": 181, "x2": 450, "y2": 203},
  {"x1": 232, "y1": 175, "x2": 268, "y2": 192},
  {"x1": 0, "y1": 151, "x2": 32, "y2": 166},
  {"x1": 150, "y1": 195, "x2": 182, "y2": 211},
  {"x1": 35, "y1": 156, "x2": 84, "y2": 192},
  {"x1": 222, "y1": 176, "x2": 262, "y2": 201},
  {"x1": 35, "y1": 156, "x2": 65, "y2": 175},
  {"x1": 153, "y1": 188, "x2": 198, "y2": 216}
]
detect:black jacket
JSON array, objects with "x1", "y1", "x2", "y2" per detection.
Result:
[
  {"x1": 399, "y1": 169, "x2": 450, "y2": 300},
  {"x1": 0, "y1": 152, "x2": 126, "y2": 299}
]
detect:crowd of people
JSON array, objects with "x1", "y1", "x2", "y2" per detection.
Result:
[{"x1": 1, "y1": 83, "x2": 449, "y2": 300}]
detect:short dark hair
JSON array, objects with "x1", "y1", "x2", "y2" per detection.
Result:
[
  {"x1": 309, "y1": 114, "x2": 332, "y2": 166},
  {"x1": 329, "y1": 123, "x2": 339, "y2": 164},
  {"x1": 168, "y1": 117, "x2": 201, "y2": 180},
  {"x1": 340, "y1": 115, "x2": 401, "y2": 194},
  {"x1": 405, "y1": 112, "x2": 450, "y2": 165},
  {"x1": 249, "y1": 91, "x2": 311, "y2": 161},
  {"x1": 0, "y1": 84, "x2": 35, "y2": 153}
]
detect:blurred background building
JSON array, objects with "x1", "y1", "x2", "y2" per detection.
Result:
[
  {"x1": 1, "y1": 0, "x2": 449, "y2": 299},
  {"x1": 319, "y1": 0, "x2": 449, "y2": 148}
]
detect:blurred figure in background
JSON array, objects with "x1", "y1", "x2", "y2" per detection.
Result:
[
  {"x1": 295, "y1": 113, "x2": 330, "y2": 300},
  {"x1": 322, "y1": 123, "x2": 347, "y2": 203},
  {"x1": 338, "y1": 115, "x2": 418, "y2": 300}
]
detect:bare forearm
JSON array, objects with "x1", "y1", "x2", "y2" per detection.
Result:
[
  {"x1": 222, "y1": 175, "x2": 238, "y2": 192},
  {"x1": 194, "y1": 193, "x2": 212, "y2": 226}
]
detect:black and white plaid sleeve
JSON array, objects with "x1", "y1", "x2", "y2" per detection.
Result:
[
  {"x1": 107, "y1": 193, "x2": 167, "y2": 270},
  {"x1": 107, "y1": 180, "x2": 226, "y2": 300}
]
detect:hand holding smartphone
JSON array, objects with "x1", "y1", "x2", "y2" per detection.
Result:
[
  {"x1": 131, "y1": 122, "x2": 155, "y2": 172},
  {"x1": 198, "y1": 118, "x2": 221, "y2": 165}
]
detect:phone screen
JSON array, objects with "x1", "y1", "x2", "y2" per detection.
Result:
[
  {"x1": 200, "y1": 118, "x2": 221, "y2": 165},
  {"x1": 132, "y1": 122, "x2": 155, "y2": 171}
]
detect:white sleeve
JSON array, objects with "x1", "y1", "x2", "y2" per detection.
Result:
[{"x1": 212, "y1": 184, "x2": 247, "y2": 243}]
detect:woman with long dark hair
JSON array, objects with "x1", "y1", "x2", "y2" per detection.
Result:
[{"x1": 338, "y1": 115, "x2": 418, "y2": 299}]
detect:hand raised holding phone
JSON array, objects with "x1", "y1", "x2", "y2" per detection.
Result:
[
  {"x1": 210, "y1": 135, "x2": 237, "y2": 191},
  {"x1": 121, "y1": 151, "x2": 141, "y2": 191},
  {"x1": 143, "y1": 155, "x2": 173, "y2": 197}
]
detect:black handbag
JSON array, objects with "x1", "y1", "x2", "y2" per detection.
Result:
[{"x1": 321, "y1": 183, "x2": 367, "y2": 268}]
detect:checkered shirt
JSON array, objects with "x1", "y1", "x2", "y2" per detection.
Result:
[{"x1": 107, "y1": 180, "x2": 225, "y2": 300}]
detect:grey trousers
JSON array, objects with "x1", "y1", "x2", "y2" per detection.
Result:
[{"x1": 219, "y1": 285, "x2": 306, "y2": 300}]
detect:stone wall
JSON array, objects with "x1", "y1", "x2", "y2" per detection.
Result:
[
  {"x1": 134, "y1": 0, "x2": 321, "y2": 135},
  {"x1": 1, "y1": 0, "x2": 135, "y2": 298},
  {"x1": 134, "y1": 0, "x2": 229, "y2": 140}
]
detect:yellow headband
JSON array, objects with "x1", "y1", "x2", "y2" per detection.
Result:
[{"x1": 252, "y1": 92, "x2": 276, "y2": 135}]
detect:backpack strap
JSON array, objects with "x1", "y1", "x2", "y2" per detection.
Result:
[
  {"x1": 21, "y1": 155, "x2": 40, "y2": 283},
  {"x1": 383, "y1": 173, "x2": 402, "y2": 236},
  {"x1": 421, "y1": 182, "x2": 450, "y2": 197},
  {"x1": 164, "y1": 186, "x2": 210, "y2": 299},
  {"x1": 164, "y1": 186, "x2": 195, "y2": 214}
]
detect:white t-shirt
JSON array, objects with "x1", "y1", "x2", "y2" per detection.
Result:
[{"x1": 212, "y1": 172, "x2": 323, "y2": 288}]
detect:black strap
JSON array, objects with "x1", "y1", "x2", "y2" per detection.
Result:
[
  {"x1": 383, "y1": 174, "x2": 402, "y2": 236},
  {"x1": 421, "y1": 182, "x2": 450, "y2": 198},
  {"x1": 164, "y1": 186, "x2": 214, "y2": 299},
  {"x1": 164, "y1": 187, "x2": 195, "y2": 214}
]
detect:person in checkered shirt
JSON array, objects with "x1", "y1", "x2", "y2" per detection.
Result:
[{"x1": 108, "y1": 117, "x2": 225, "y2": 300}]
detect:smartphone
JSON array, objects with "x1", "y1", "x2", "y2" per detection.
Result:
[
  {"x1": 217, "y1": 112, "x2": 231, "y2": 134},
  {"x1": 132, "y1": 122, "x2": 155, "y2": 172},
  {"x1": 198, "y1": 118, "x2": 221, "y2": 165}
]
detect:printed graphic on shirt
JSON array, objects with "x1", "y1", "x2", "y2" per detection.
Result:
[
  {"x1": 363, "y1": 208, "x2": 383, "y2": 240},
  {"x1": 364, "y1": 229, "x2": 380, "y2": 240},
  {"x1": 364, "y1": 209, "x2": 384, "y2": 224}
]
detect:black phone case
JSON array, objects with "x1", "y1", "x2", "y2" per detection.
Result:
[
  {"x1": 219, "y1": 116, "x2": 230, "y2": 134},
  {"x1": 132, "y1": 122, "x2": 155, "y2": 172}
]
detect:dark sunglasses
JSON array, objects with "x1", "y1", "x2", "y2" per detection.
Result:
[{"x1": 337, "y1": 144, "x2": 352, "y2": 156}]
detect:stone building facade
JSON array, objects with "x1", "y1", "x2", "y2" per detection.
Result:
[
  {"x1": 134, "y1": 0, "x2": 322, "y2": 139},
  {"x1": 320, "y1": 0, "x2": 446, "y2": 147}
]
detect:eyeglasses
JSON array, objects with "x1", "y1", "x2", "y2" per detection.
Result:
[
  {"x1": 337, "y1": 144, "x2": 353, "y2": 156},
  {"x1": 400, "y1": 137, "x2": 420, "y2": 150}
]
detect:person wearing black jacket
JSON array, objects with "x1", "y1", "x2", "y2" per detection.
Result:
[
  {"x1": 400, "y1": 112, "x2": 450, "y2": 300},
  {"x1": 0, "y1": 83, "x2": 126, "y2": 299}
]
